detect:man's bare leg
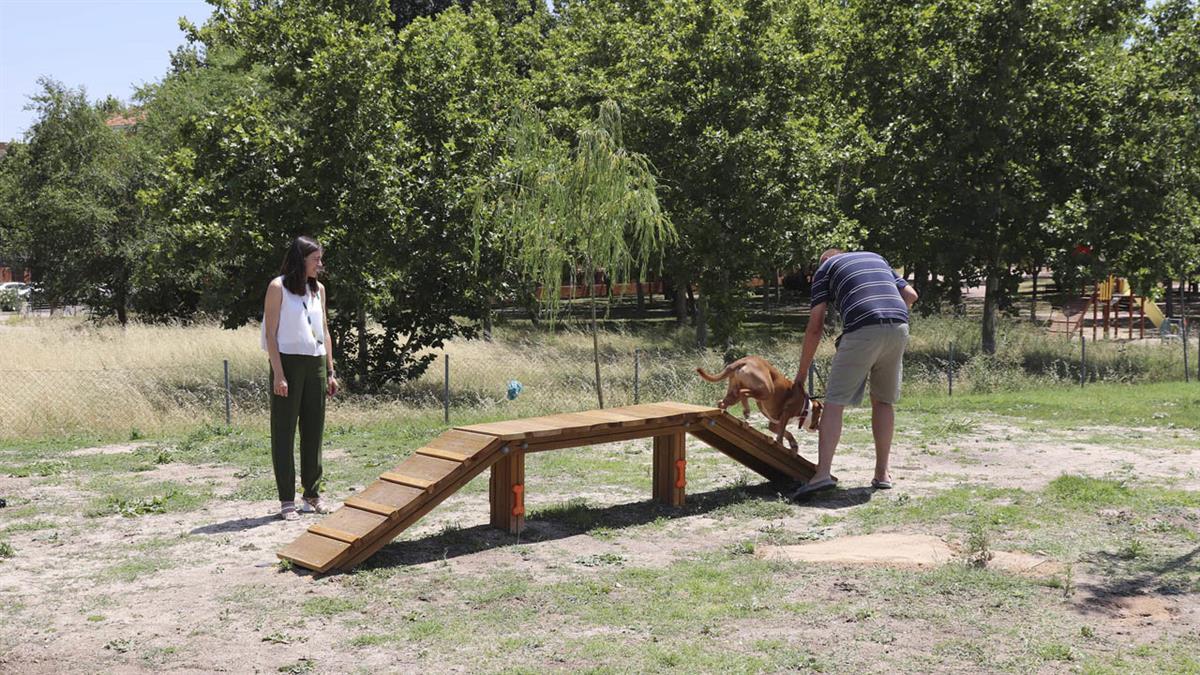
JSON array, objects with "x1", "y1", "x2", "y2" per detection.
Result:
[
  {"x1": 871, "y1": 397, "x2": 894, "y2": 483},
  {"x1": 809, "y1": 402, "x2": 844, "y2": 483}
]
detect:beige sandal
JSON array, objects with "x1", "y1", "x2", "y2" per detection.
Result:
[
  {"x1": 280, "y1": 501, "x2": 299, "y2": 521},
  {"x1": 300, "y1": 496, "x2": 331, "y2": 514}
]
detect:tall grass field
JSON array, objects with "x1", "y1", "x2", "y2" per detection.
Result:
[{"x1": 0, "y1": 314, "x2": 1195, "y2": 439}]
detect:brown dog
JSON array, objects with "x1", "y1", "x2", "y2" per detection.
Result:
[{"x1": 696, "y1": 356, "x2": 822, "y2": 451}]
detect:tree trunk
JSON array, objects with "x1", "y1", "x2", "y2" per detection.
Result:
[
  {"x1": 673, "y1": 280, "x2": 687, "y2": 324},
  {"x1": 686, "y1": 284, "x2": 697, "y2": 325},
  {"x1": 1183, "y1": 276, "x2": 1190, "y2": 323},
  {"x1": 1030, "y1": 267, "x2": 1039, "y2": 322},
  {"x1": 483, "y1": 298, "x2": 494, "y2": 341},
  {"x1": 695, "y1": 293, "x2": 708, "y2": 349},
  {"x1": 635, "y1": 274, "x2": 645, "y2": 317},
  {"x1": 589, "y1": 269, "x2": 604, "y2": 409},
  {"x1": 356, "y1": 304, "x2": 369, "y2": 390},
  {"x1": 1165, "y1": 279, "x2": 1174, "y2": 317},
  {"x1": 762, "y1": 271, "x2": 771, "y2": 312},
  {"x1": 982, "y1": 270, "x2": 999, "y2": 354}
]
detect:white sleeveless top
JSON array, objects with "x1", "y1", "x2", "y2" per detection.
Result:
[{"x1": 261, "y1": 276, "x2": 327, "y2": 357}]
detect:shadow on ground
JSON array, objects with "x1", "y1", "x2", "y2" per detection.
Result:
[{"x1": 350, "y1": 480, "x2": 875, "y2": 572}]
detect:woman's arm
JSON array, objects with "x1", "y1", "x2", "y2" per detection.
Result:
[
  {"x1": 320, "y1": 282, "x2": 339, "y2": 396},
  {"x1": 264, "y1": 280, "x2": 287, "y2": 397}
]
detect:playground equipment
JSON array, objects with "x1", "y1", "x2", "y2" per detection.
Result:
[
  {"x1": 278, "y1": 402, "x2": 820, "y2": 572},
  {"x1": 1050, "y1": 276, "x2": 1168, "y2": 340}
]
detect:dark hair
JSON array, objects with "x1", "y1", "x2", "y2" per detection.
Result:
[{"x1": 279, "y1": 236, "x2": 322, "y2": 296}]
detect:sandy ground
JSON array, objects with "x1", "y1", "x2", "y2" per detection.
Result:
[{"x1": 1, "y1": 413, "x2": 1197, "y2": 673}]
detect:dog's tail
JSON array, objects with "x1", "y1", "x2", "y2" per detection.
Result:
[{"x1": 696, "y1": 365, "x2": 735, "y2": 382}]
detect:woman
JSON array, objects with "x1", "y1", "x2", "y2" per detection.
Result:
[{"x1": 262, "y1": 236, "x2": 339, "y2": 520}]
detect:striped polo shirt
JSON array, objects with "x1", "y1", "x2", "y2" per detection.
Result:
[{"x1": 810, "y1": 252, "x2": 908, "y2": 333}]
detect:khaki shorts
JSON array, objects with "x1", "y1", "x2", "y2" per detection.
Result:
[{"x1": 825, "y1": 323, "x2": 909, "y2": 406}]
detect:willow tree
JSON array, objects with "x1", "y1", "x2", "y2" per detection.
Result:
[{"x1": 474, "y1": 100, "x2": 676, "y2": 407}]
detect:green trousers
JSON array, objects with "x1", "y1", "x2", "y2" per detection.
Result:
[{"x1": 270, "y1": 353, "x2": 326, "y2": 502}]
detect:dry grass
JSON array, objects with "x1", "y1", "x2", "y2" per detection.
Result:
[{"x1": 1, "y1": 313, "x2": 1192, "y2": 439}]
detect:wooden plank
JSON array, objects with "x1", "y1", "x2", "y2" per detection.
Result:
[
  {"x1": 393, "y1": 454, "x2": 462, "y2": 482},
  {"x1": 336, "y1": 451, "x2": 508, "y2": 570},
  {"x1": 710, "y1": 415, "x2": 819, "y2": 481},
  {"x1": 457, "y1": 417, "x2": 567, "y2": 439},
  {"x1": 622, "y1": 403, "x2": 695, "y2": 422},
  {"x1": 706, "y1": 418, "x2": 802, "y2": 479},
  {"x1": 688, "y1": 427, "x2": 791, "y2": 483},
  {"x1": 629, "y1": 401, "x2": 719, "y2": 415},
  {"x1": 280, "y1": 431, "x2": 506, "y2": 573},
  {"x1": 380, "y1": 472, "x2": 435, "y2": 490},
  {"x1": 574, "y1": 409, "x2": 653, "y2": 423},
  {"x1": 609, "y1": 403, "x2": 692, "y2": 419},
  {"x1": 277, "y1": 532, "x2": 351, "y2": 573},
  {"x1": 569, "y1": 411, "x2": 651, "y2": 429},
  {"x1": 527, "y1": 412, "x2": 632, "y2": 432},
  {"x1": 308, "y1": 507, "x2": 388, "y2": 544},
  {"x1": 524, "y1": 418, "x2": 696, "y2": 453},
  {"x1": 416, "y1": 446, "x2": 471, "y2": 462},
  {"x1": 354, "y1": 481, "x2": 424, "y2": 512},
  {"x1": 426, "y1": 429, "x2": 505, "y2": 452},
  {"x1": 343, "y1": 495, "x2": 400, "y2": 516}
]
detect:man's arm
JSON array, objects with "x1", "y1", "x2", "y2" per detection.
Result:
[
  {"x1": 901, "y1": 284, "x2": 918, "y2": 308},
  {"x1": 795, "y1": 302, "x2": 827, "y2": 390}
]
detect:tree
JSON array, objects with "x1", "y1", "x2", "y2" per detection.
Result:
[
  {"x1": 842, "y1": 0, "x2": 1142, "y2": 352},
  {"x1": 474, "y1": 100, "x2": 676, "y2": 406},
  {"x1": 1072, "y1": 1, "x2": 1200, "y2": 302},
  {"x1": 150, "y1": 0, "x2": 546, "y2": 389},
  {"x1": 5, "y1": 79, "x2": 148, "y2": 324},
  {"x1": 535, "y1": 0, "x2": 859, "y2": 350}
]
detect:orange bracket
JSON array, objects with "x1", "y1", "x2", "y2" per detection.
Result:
[
  {"x1": 512, "y1": 484, "x2": 525, "y2": 517},
  {"x1": 674, "y1": 459, "x2": 687, "y2": 489}
]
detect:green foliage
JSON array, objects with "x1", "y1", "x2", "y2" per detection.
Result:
[
  {"x1": 474, "y1": 100, "x2": 676, "y2": 404},
  {"x1": 1, "y1": 0, "x2": 1196, "y2": 357},
  {"x1": 2, "y1": 79, "x2": 148, "y2": 324}
]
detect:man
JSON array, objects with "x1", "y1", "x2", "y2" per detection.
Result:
[{"x1": 790, "y1": 249, "x2": 918, "y2": 499}]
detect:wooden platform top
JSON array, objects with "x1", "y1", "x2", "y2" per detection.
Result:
[{"x1": 455, "y1": 401, "x2": 721, "y2": 440}]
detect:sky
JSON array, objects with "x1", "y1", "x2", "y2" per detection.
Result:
[{"x1": 0, "y1": 0, "x2": 215, "y2": 142}]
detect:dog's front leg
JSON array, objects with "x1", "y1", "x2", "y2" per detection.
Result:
[
  {"x1": 769, "y1": 419, "x2": 787, "y2": 447},
  {"x1": 783, "y1": 430, "x2": 799, "y2": 453}
]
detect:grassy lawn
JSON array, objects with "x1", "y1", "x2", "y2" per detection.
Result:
[
  {"x1": 1, "y1": 314, "x2": 1198, "y2": 672},
  {"x1": 1, "y1": 377, "x2": 1198, "y2": 672}
]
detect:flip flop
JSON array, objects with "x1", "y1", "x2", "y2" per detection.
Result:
[
  {"x1": 871, "y1": 478, "x2": 893, "y2": 490},
  {"x1": 788, "y1": 477, "x2": 838, "y2": 501}
]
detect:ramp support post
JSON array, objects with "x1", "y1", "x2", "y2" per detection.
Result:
[
  {"x1": 489, "y1": 447, "x2": 525, "y2": 534},
  {"x1": 653, "y1": 432, "x2": 686, "y2": 506}
]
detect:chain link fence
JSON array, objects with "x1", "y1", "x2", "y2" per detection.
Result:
[{"x1": 3, "y1": 328, "x2": 1198, "y2": 439}]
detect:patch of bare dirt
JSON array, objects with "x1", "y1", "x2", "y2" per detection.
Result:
[
  {"x1": 757, "y1": 532, "x2": 1062, "y2": 578},
  {"x1": 66, "y1": 442, "x2": 153, "y2": 457}
]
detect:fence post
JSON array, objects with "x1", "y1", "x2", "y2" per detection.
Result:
[
  {"x1": 947, "y1": 342, "x2": 954, "y2": 396},
  {"x1": 1184, "y1": 321, "x2": 1190, "y2": 384},
  {"x1": 443, "y1": 354, "x2": 450, "y2": 424},
  {"x1": 634, "y1": 348, "x2": 641, "y2": 405},
  {"x1": 223, "y1": 359, "x2": 231, "y2": 427},
  {"x1": 1080, "y1": 334, "x2": 1086, "y2": 387}
]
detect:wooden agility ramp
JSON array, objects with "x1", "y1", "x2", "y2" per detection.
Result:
[{"x1": 278, "y1": 402, "x2": 819, "y2": 573}]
